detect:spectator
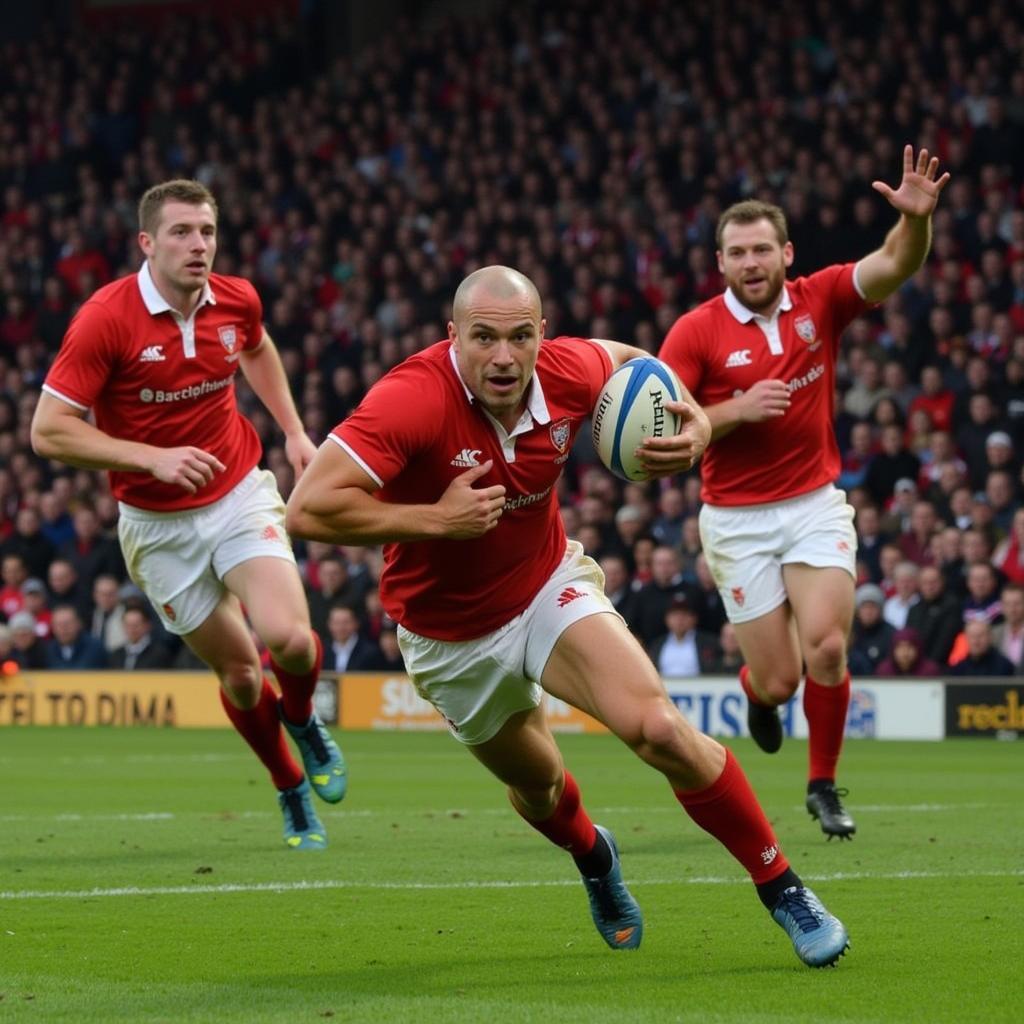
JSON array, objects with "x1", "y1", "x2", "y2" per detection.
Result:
[
  {"x1": 46, "y1": 558, "x2": 92, "y2": 622},
  {"x1": 837, "y1": 421, "x2": 876, "y2": 492},
  {"x1": 0, "y1": 553, "x2": 29, "y2": 618},
  {"x1": 706, "y1": 621, "x2": 745, "y2": 675},
  {"x1": 645, "y1": 593, "x2": 719, "y2": 679},
  {"x1": 993, "y1": 508, "x2": 1024, "y2": 585},
  {"x1": 89, "y1": 574, "x2": 128, "y2": 652},
  {"x1": 950, "y1": 620, "x2": 1016, "y2": 676},
  {"x1": 38, "y1": 490, "x2": 76, "y2": 548},
  {"x1": 9, "y1": 610, "x2": 47, "y2": 670},
  {"x1": 307, "y1": 555, "x2": 369, "y2": 644},
  {"x1": 56, "y1": 505, "x2": 125, "y2": 589},
  {"x1": 898, "y1": 500, "x2": 939, "y2": 566},
  {"x1": 628, "y1": 545, "x2": 689, "y2": 646},
  {"x1": 373, "y1": 627, "x2": 406, "y2": 673},
  {"x1": 323, "y1": 605, "x2": 381, "y2": 672},
  {"x1": 883, "y1": 561, "x2": 921, "y2": 629},
  {"x1": 44, "y1": 605, "x2": 107, "y2": 670},
  {"x1": 650, "y1": 487, "x2": 685, "y2": 548},
  {"x1": 847, "y1": 584, "x2": 895, "y2": 678},
  {"x1": 0, "y1": 508, "x2": 55, "y2": 580},
  {"x1": 110, "y1": 606, "x2": 172, "y2": 670},
  {"x1": 865, "y1": 425, "x2": 920, "y2": 507},
  {"x1": 908, "y1": 365, "x2": 955, "y2": 433},
  {"x1": 854, "y1": 504, "x2": 891, "y2": 582},
  {"x1": 991, "y1": 583, "x2": 1024, "y2": 673},
  {"x1": 20, "y1": 579, "x2": 52, "y2": 638},
  {"x1": 962, "y1": 562, "x2": 1004, "y2": 625},
  {"x1": 876, "y1": 627, "x2": 944, "y2": 677},
  {"x1": 906, "y1": 565, "x2": 964, "y2": 666}
]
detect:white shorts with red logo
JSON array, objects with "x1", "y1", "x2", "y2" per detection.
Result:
[
  {"x1": 698, "y1": 484, "x2": 857, "y2": 625},
  {"x1": 117, "y1": 468, "x2": 296, "y2": 635},
  {"x1": 396, "y1": 540, "x2": 618, "y2": 745}
]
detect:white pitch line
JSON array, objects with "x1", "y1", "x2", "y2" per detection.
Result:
[
  {"x1": 0, "y1": 802, "x2": 999, "y2": 824},
  {"x1": 2, "y1": 868, "x2": 1022, "y2": 903}
]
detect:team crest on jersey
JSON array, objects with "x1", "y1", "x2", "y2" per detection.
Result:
[
  {"x1": 794, "y1": 314, "x2": 821, "y2": 350},
  {"x1": 218, "y1": 325, "x2": 238, "y2": 353},
  {"x1": 549, "y1": 418, "x2": 571, "y2": 454}
]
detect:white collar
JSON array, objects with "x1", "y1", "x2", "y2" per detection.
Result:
[
  {"x1": 724, "y1": 285, "x2": 792, "y2": 324},
  {"x1": 447, "y1": 342, "x2": 551, "y2": 425},
  {"x1": 137, "y1": 261, "x2": 216, "y2": 317}
]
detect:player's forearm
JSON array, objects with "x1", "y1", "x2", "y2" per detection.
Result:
[
  {"x1": 286, "y1": 487, "x2": 445, "y2": 545},
  {"x1": 859, "y1": 214, "x2": 933, "y2": 303},
  {"x1": 239, "y1": 342, "x2": 305, "y2": 437},
  {"x1": 705, "y1": 399, "x2": 746, "y2": 441},
  {"x1": 31, "y1": 410, "x2": 160, "y2": 473}
]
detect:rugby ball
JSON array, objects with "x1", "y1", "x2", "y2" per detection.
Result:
[{"x1": 591, "y1": 357, "x2": 683, "y2": 481}]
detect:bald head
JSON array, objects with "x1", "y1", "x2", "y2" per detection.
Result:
[{"x1": 452, "y1": 265, "x2": 541, "y2": 324}]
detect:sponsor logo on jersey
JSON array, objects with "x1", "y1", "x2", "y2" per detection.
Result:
[
  {"x1": 786, "y1": 362, "x2": 826, "y2": 392},
  {"x1": 139, "y1": 377, "x2": 233, "y2": 404},
  {"x1": 724, "y1": 349, "x2": 752, "y2": 368},
  {"x1": 557, "y1": 586, "x2": 586, "y2": 608},
  {"x1": 218, "y1": 325, "x2": 238, "y2": 353},
  {"x1": 504, "y1": 485, "x2": 553, "y2": 511},
  {"x1": 139, "y1": 345, "x2": 165, "y2": 362},
  {"x1": 549, "y1": 417, "x2": 571, "y2": 453},
  {"x1": 450, "y1": 448, "x2": 482, "y2": 467}
]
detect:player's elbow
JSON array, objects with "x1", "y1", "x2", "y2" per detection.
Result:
[
  {"x1": 283, "y1": 499, "x2": 314, "y2": 540},
  {"x1": 29, "y1": 416, "x2": 59, "y2": 460}
]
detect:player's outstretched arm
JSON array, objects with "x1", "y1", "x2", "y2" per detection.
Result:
[
  {"x1": 31, "y1": 392, "x2": 225, "y2": 495},
  {"x1": 856, "y1": 144, "x2": 950, "y2": 303},
  {"x1": 239, "y1": 330, "x2": 317, "y2": 477},
  {"x1": 286, "y1": 441, "x2": 506, "y2": 545}
]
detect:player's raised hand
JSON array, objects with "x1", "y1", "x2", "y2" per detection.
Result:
[
  {"x1": 436, "y1": 459, "x2": 507, "y2": 538},
  {"x1": 637, "y1": 399, "x2": 711, "y2": 476},
  {"x1": 285, "y1": 431, "x2": 318, "y2": 479},
  {"x1": 148, "y1": 446, "x2": 225, "y2": 494},
  {"x1": 872, "y1": 145, "x2": 950, "y2": 219},
  {"x1": 738, "y1": 379, "x2": 791, "y2": 422}
]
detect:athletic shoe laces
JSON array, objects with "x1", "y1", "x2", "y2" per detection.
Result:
[
  {"x1": 282, "y1": 788, "x2": 310, "y2": 832},
  {"x1": 817, "y1": 786, "x2": 849, "y2": 815},
  {"x1": 299, "y1": 719, "x2": 330, "y2": 764},
  {"x1": 779, "y1": 888, "x2": 824, "y2": 934}
]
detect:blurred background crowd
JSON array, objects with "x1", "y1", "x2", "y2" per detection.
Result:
[{"x1": 1, "y1": 0, "x2": 1023, "y2": 678}]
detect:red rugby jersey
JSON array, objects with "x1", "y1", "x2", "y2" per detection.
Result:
[
  {"x1": 43, "y1": 264, "x2": 264, "y2": 511},
  {"x1": 660, "y1": 263, "x2": 869, "y2": 506},
  {"x1": 330, "y1": 337, "x2": 612, "y2": 640}
]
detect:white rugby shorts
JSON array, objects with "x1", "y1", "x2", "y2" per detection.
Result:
[
  {"x1": 698, "y1": 484, "x2": 857, "y2": 624},
  {"x1": 117, "y1": 468, "x2": 297, "y2": 635},
  {"x1": 397, "y1": 540, "x2": 619, "y2": 745}
]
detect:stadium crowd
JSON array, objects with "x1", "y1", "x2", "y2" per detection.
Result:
[{"x1": 1, "y1": 0, "x2": 1023, "y2": 676}]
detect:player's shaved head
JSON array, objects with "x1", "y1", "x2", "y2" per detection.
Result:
[{"x1": 452, "y1": 266, "x2": 541, "y2": 323}]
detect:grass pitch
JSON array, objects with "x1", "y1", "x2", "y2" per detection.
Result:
[{"x1": 0, "y1": 727, "x2": 1021, "y2": 1023}]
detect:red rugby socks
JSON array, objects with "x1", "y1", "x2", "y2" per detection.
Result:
[
  {"x1": 674, "y1": 748, "x2": 790, "y2": 885},
  {"x1": 803, "y1": 671, "x2": 850, "y2": 784},
  {"x1": 739, "y1": 664, "x2": 772, "y2": 706},
  {"x1": 273, "y1": 630, "x2": 323, "y2": 725},
  {"x1": 219, "y1": 678, "x2": 303, "y2": 791},
  {"x1": 514, "y1": 770, "x2": 597, "y2": 856}
]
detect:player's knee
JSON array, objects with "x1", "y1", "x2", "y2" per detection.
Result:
[
  {"x1": 511, "y1": 776, "x2": 562, "y2": 819},
  {"x1": 808, "y1": 630, "x2": 846, "y2": 678},
  {"x1": 219, "y1": 661, "x2": 262, "y2": 707},
  {"x1": 265, "y1": 623, "x2": 315, "y2": 668},
  {"x1": 757, "y1": 669, "x2": 801, "y2": 704},
  {"x1": 635, "y1": 701, "x2": 688, "y2": 761}
]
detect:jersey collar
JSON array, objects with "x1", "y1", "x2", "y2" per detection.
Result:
[
  {"x1": 137, "y1": 261, "x2": 216, "y2": 316},
  {"x1": 724, "y1": 285, "x2": 792, "y2": 324},
  {"x1": 447, "y1": 342, "x2": 551, "y2": 425}
]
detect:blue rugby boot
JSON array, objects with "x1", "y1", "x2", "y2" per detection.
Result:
[
  {"x1": 278, "y1": 777, "x2": 327, "y2": 851},
  {"x1": 580, "y1": 825, "x2": 644, "y2": 950},
  {"x1": 771, "y1": 885, "x2": 849, "y2": 967},
  {"x1": 279, "y1": 701, "x2": 348, "y2": 803}
]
